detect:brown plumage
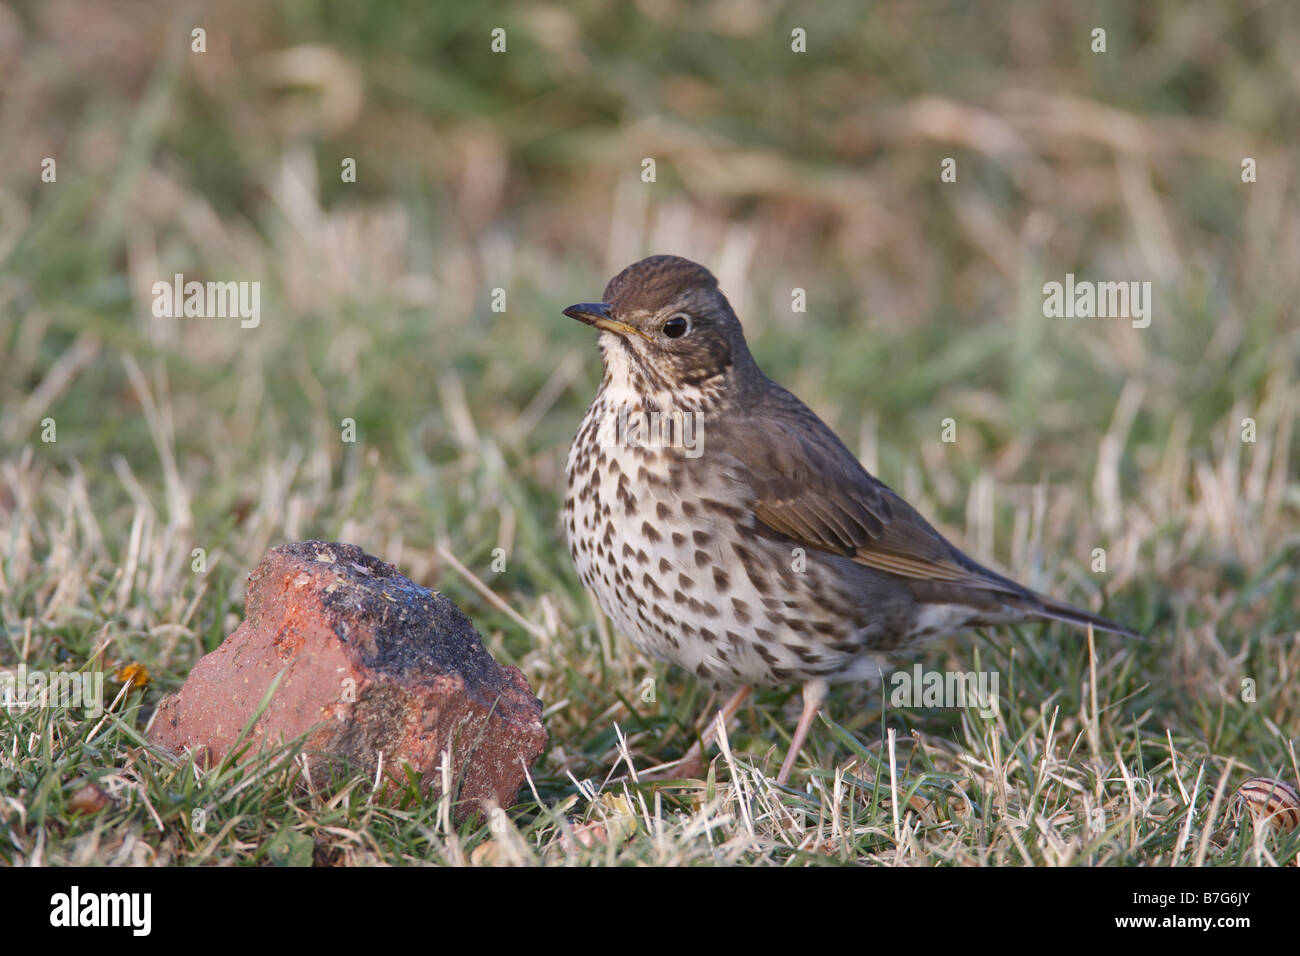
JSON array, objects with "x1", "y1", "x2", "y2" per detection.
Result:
[{"x1": 562, "y1": 254, "x2": 1136, "y2": 784}]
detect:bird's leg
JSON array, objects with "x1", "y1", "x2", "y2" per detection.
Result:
[
  {"x1": 691, "y1": 689, "x2": 722, "y2": 733},
  {"x1": 699, "y1": 685, "x2": 753, "y2": 748},
  {"x1": 776, "y1": 679, "x2": 829, "y2": 785},
  {"x1": 646, "y1": 685, "x2": 752, "y2": 779}
]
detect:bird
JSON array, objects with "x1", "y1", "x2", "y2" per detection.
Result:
[{"x1": 561, "y1": 254, "x2": 1136, "y2": 785}]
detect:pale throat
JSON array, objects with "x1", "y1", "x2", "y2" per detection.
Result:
[
  {"x1": 596, "y1": 332, "x2": 721, "y2": 415},
  {"x1": 589, "y1": 334, "x2": 722, "y2": 463}
]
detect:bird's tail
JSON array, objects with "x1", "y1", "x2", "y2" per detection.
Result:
[
  {"x1": 959, "y1": 555, "x2": 1141, "y2": 639},
  {"x1": 1029, "y1": 594, "x2": 1140, "y2": 639}
]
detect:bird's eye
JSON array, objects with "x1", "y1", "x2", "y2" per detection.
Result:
[{"x1": 662, "y1": 314, "x2": 690, "y2": 338}]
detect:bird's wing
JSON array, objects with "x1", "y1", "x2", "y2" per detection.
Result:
[{"x1": 721, "y1": 389, "x2": 1025, "y2": 598}]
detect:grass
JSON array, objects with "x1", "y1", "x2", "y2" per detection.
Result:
[{"x1": 2, "y1": 0, "x2": 1299, "y2": 865}]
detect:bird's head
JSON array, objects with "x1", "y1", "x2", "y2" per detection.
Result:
[{"x1": 564, "y1": 255, "x2": 756, "y2": 398}]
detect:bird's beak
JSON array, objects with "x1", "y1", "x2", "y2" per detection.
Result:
[{"x1": 563, "y1": 302, "x2": 644, "y2": 338}]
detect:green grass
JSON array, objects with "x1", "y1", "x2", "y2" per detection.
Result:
[{"x1": 2, "y1": 0, "x2": 1299, "y2": 865}]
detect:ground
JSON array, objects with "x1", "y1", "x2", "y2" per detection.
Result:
[{"x1": 1, "y1": 0, "x2": 1298, "y2": 865}]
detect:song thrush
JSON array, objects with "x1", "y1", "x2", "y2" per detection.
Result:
[{"x1": 562, "y1": 255, "x2": 1136, "y2": 784}]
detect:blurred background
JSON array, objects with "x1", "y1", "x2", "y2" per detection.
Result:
[{"x1": 2, "y1": 0, "x2": 1298, "y2": 812}]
